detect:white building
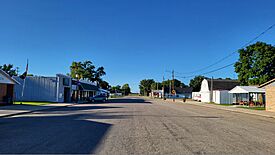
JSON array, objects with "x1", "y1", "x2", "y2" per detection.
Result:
[
  {"x1": 14, "y1": 74, "x2": 72, "y2": 103},
  {"x1": 200, "y1": 79, "x2": 239, "y2": 104}
]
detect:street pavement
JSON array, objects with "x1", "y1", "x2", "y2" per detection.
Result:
[{"x1": 1, "y1": 97, "x2": 275, "y2": 154}]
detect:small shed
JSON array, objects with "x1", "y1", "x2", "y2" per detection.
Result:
[
  {"x1": 229, "y1": 86, "x2": 265, "y2": 106},
  {"x1": 259, "y1": 78, "x2": 275, "y2": 111},
  {"x1": 0, "y1": 69, "x2": 19, "y2": 104}
]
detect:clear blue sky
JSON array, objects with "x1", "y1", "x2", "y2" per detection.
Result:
[{"x1": 0, "y1": 0, "x2": 275, "y2": 92}]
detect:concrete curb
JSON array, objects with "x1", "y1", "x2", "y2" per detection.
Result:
[
  {"x1": 154, "y1": 98, "x2": 275, "y2": 119},
  {"x1": 0, "y1": 103, "x2": 76, "y2": 118}
]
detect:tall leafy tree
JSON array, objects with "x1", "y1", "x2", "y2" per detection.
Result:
[
  {"x1": 0, "y1": 64, "x2": 18, "y2": 77},
  {"x1": 189, "y1": 76, "x2": 207, "y2": 92},
  {"x1": 151, "y1": 82, "x2": 163, "y2": 90},
  {"x1": 110, "y1": 85, "x2": 121, "y2": 93},
  {"x1": 139, "y1": 79, "x2": 155, "y2": 96},
  {"x1": 122, "y1": 84, "x2": 131, "y2": 95},
  {"x1": 235, "y1": 42, "x2": 275, "y2": 85},
  {"x1": 99, "y1": 80, "x2": 110, "y2": 90},
  {"x1": 70, "y1": 61, "x2": 106, "y2": 83},
  {"x1": 162, "y1": 79, "x2": 187, "y2": 88}
]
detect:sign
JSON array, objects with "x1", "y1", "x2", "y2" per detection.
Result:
[{"x1": 172, "y1": 90, "x2": 176, "y2": 94}]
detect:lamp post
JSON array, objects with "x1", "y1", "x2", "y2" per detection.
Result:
[{"x1": 75, "y1": 74, "x2": 79, "y2": 103}]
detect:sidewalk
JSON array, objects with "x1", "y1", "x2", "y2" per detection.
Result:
[
  {"x1": 158, "y1": 98, "x2": 275, "y2": 119},
  {"x1": 0, "y1": 103, "x2": 74, "y2": 118}
]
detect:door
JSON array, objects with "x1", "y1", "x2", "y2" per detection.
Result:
[{"x1": 64, "y1": 87, "x2": 70, "y2": 103}]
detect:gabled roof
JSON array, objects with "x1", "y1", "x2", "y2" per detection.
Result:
[
  {"x1": 259, "y1": 78, "x2": 275, "y2": 88},
  {"x1": 206, "y1": 79, "x2": 239, "y2": 90},
  {"x1": 0, "y1": 69, "x2": 19, "y2": 84},
  {"x1": 229, "y1": 86, "x2": 265, "y2": 94}
]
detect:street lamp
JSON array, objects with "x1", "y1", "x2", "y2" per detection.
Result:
[{"x1": 75, "y1": 74, "x2": 79, "y2": 103}]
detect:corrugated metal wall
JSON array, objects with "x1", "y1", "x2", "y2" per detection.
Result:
[{"x1": 14, "y1": 76, "x2": 57, "y2": 102}]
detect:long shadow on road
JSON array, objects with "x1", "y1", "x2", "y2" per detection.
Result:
[
  {"x1": 0, "y1": 106, "x2": 126, "y2": 154},
  {"x1": 107, "y1": 98, "x2": 152, "y2": 104}
]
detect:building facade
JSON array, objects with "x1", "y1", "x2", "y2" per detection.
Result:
[
  {"x1": 259, "y1": 78, "x2": 275, "y2": 112},
  {"x1": 200, "y1": 79, "x2": 239, "y2": 104},
  {"x1": 0, "y1": 69, "x2": 18, "y2": 104},
  {"x1": 14, "y1": 74, "x2": 72, "y2": 103}
]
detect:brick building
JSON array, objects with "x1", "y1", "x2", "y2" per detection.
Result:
[{"x1": 259, "y1": 78, "x2": 275, "y2": 112}]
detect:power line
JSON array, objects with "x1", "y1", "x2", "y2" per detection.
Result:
[
  {"x1": 175, "y1": 62, "x2": 235, "y2": 79},
  {"x1": 176, "y1": 23, "x2": 275, "y2": 75}
]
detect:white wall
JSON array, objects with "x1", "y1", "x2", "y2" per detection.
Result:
[
  {"x1": 212, "y1": 90, "x2": 232, "y2": 104},
  {"x1": 200, "y1": 79, "x2": 210, "y2": 102}
]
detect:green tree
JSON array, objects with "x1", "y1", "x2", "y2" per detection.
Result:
[
  {"x1": 70, "y1": 61, "x2": 106, "y2": 83},
  {"x1": 139, "y1": 79, "x2": 155, "y2": 96},
  {"x1": 162, "y1": 79, "x2": 187, "y2": 88},
  {"x1": 0, "y1": 64, "x2": 18, "y2": 77},
  {"x1": 235, "y1": 42, "x2": 275, "y2": 85},
  {"x1": 122, "y1": 84, "x2": 131, "y2": 95},
  {"x1": 99, "y1": 80, "x2": 110, "y2": 90},
  {"x1": 189, "y1": 76, "x2": 207, "y2": 92},
  {"x1": 110, "y1": 85, "x2": 121, "y2": 93},
  {"x1": 151, "y1": 82, "x2": 163, "y2": 90}
]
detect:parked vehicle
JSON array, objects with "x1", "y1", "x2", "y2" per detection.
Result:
[{"x1": 89, "y1": 94, "x2": 108, "y2": 103}]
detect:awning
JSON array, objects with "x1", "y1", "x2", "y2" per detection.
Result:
[
  {"x1": 229, "y1": 86, "x2": 265, "y2": 94},
  {"x1": 79, "y1": 82, "x2": 99, "y2": 91}
]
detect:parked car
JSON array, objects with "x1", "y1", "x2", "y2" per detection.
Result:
[{"x1": 89, "y1": 94, "x2": 108, "y2": 103}]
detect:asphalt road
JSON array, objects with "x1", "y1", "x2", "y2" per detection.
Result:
[{"x1": 1, "y1": 97, "x2": 275, "y2": 154}]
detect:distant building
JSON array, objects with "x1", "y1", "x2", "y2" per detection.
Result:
[
  {"x1": 0, "y1": 69, "x2": 19, "y2": 104},
  {"x1": 14, "y1": 74, "x2": 72, "y2": 103},
  {"x1": 174, "y1": 87, "x2": 193, "y2": 99},
  {"x1": 150, "y1": 90, "x2": 164, "y2": 98},
  {"x1": 200, "y1": 79, "x2": 239, "y2": 104},
  {"x1": 71, "y1": 79, "x2": 99, "y2": 102},
  {"x1": 259, "y1": 78, "x2": 275, "y2": 112},
  {"x1": 164, "y1": 87, "x2": 193, "y2": 99}
]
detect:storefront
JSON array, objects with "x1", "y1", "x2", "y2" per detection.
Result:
[
  {"x1": 0, "y1": 69, "x2": 18, "y2": 104},
  {"x1": 13, "y1": 74, "x2": 72, "y2": 103},
  {"x1": 71, "y1": 79, "x2": 99, "y2": 102}
]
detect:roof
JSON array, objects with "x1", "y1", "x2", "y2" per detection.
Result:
[
  {"x1": 259, "y1": 78, "x2": 275, "y2": 88},
  {"x1": 229, "y1": 86, "x2": 265, "y2": 94},
  {"x1": 79, "y1": 82, "x2": 99, "y2": 91},
  {"x1": 206, "y1": 79, "x2": 240, "y2": 90},
  {"x1": 175, "y1": 87, "x2": 193, "y2": 94},
  {"x1": 0, "y1": 69, "x2": 19, "y2": 84}
]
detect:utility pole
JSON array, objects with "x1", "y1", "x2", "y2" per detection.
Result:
[
  {"x1": 169, "y1": 79, "x2": 171, "y2": 95},
  {"x1": 210, "y1": 76, "x2": 213, "y2": 103},
  {"x1": 162, "y1": 76, "x2": 165, "y2": 100},
  {"x1": 172, "y1": 70, "x2": 175, "y2": 102}
]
